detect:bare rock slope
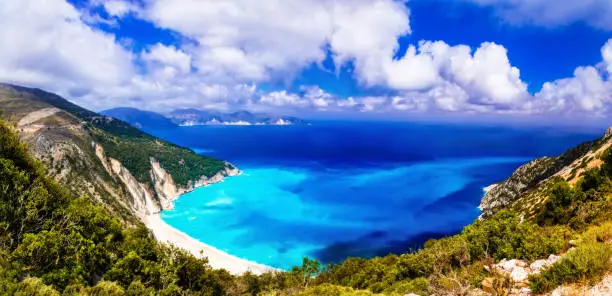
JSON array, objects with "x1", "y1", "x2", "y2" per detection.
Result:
[{"x1": 480, "y1": 131, "x2": 609, "y2": 218}]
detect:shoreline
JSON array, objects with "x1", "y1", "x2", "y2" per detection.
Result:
[
  {"x1": 146, "y1": 168, "x2": 275, "y2": 275},
  {"x1": 145, "y1": 212, "x2": 274, "y2": 275}
]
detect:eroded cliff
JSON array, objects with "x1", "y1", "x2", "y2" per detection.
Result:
[
  {"x1": 0, "y1": 83, "x2": 238, "y2": 225},
  {"x1": 480, "y1": 128, "x2": 611, "y2": 218}
]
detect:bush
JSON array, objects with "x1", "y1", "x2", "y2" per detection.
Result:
[
  {"x1": 86, "y1": 281, "x2": 125, "y2": 296},
  {"x1": 383, "y1": 277, "x2": 429, "y2": 295},
  {"x1": 297, "y1": 284, "x2": 376, "y2": 296},
  {"x1": 464, "y1": 210, "x2": 569, "y2": 261},
  {"x1": 529, "y1": 242, "x2": 612, "y2": 293},
  {"x1": 536, "y1": 181, "x2": 579, "y2": 226},
  {"x1": 581, "y1": 221, "x2": 612, "y2": 244},
  {"x1": 14, "y1": 277, "x2": 60, "y2": 296}
]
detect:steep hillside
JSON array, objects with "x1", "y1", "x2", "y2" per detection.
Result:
[
  {"x1": 0, "y1": 118, "x2": 263, "y2": 295},
  {"x1": 0, "y1": 83, "x2": 238, "y2": 224},
  {"x1": 480, "y1": 131, "x2": 606, "y2": 218}
]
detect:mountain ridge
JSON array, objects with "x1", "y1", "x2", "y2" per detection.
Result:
[{"x1": 102, "y1": 107, "x2": 308, "y2": 128}]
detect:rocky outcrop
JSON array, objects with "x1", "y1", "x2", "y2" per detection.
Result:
[
  {"x1": 479, "y1": 255, "x2": 562, "y2": 296},
  {"x1": 94, "y1": 143, "x2": 240, "y2": 220},
  {"x1": 479, "y1": 157, "x2": 555, "y2": 217},
  {"x1": 552, "y1": 274, "x2": 612, "y2": 296},
  {"x1": 480, "y1": 128, "x2": 608, "y2": 218},
  {"x1": 150, "y1": 157, "x2": 240, "y2": 211},
  {"x1": 2, "y1": 83, "x2": 239, "y2": 225}
]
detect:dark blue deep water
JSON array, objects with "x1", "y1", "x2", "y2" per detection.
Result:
[{"x1": 144, "y1": 121, "x2": 600, "y2": 269}]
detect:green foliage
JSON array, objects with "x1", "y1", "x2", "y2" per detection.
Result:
[
  {"x1": 14, "y1": 277, "x2": 60, "y2": 296},
  {"x1": 581, "y1": 221, "x2": 612, "y2": 244},
  {"x1": 295, "y1": 258, "x2": 322, "y2": 284},
  {"x1": 529, "y1": 242, "x2": 612, "y2": 293},
  {"x1": 125, "y1": 281, "x2": 155, "y2": 296},
  {"x1": 537, "y1": 180, "x2": 580, "y2": 226},
  {"x1": 382, "y1": 277, "x2": 429, "y2": 295},
  {"x1": 321, "y1": 210, "x2": 569, "y2": 292},
  {"x1": 86, "y1": 281, "x2": 126, "y2": 296},
  {"x1": 296, "y1": 283, "x2": 378, "y2": 296},
  {"x1": 537, "y1": 169, "x2": 612, "y2": 229},
  {"x1": 0, "y1": 118, "x2": 241, "y2": 294},
  {"x1": 9, "y1": 84, "x2": 229, "y2": 187},
  {"x1": 90, "y1": 127, "x2": 227, "y2": 187},
  {"x1": 463, "y1": 210, "x2": 570, "y2": 261}
]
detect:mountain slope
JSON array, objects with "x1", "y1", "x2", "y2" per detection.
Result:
[
  {"x1": 0, "y1": 117, "x2": 257, "y2": 295},
  {"x1": 0, "y1": 83, "x2": 238, "y2": 224},
  {"x1": 480, "y1": 132, "x2": 606, "y2": 218}
]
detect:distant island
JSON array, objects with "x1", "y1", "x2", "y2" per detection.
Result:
[{"x1": 102, "y1": 107, "x2": 308, "y2": 128}]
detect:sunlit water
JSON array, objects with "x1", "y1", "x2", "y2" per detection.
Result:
[{"x1": 147, "y1": 122, "x2": 599, "y2": 269}]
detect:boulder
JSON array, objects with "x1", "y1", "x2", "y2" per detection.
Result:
[
  {"x1": 510, "y1": 267, "x2": 529, "y2": 282},
  {"x1": 498, "y1": 259, "x2": 528, "y2": 273},
  {"x1": 529, "y1": 259, "x2": 548, "y2": 273}
]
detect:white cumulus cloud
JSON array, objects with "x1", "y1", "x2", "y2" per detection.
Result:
[
  {"x1": 1, "y1": 0, "x2": 612, "y2": 121},
  {"x1": 0, "y1": 0, "x2": 134, "y2": 97}
]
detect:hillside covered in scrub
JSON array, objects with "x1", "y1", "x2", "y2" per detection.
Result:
[
  {"x1": 0, "y1": 84, "x2": 611, "y2": 295},
  {"x1": 0, "y1": 83, "x2": 236, "y2": 224}
]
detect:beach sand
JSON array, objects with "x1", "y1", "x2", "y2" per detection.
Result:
[{"x1": 145, "y1": 213, "x2": 274, "y2": 275}]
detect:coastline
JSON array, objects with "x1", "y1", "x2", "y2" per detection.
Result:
[
  {"x1": 145, "y1": 168, "x2": 275, "y2": 275},
  {"x1": 145, "y1": 213, "x2": 273, "y2": 275}
]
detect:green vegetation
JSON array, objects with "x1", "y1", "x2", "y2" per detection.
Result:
[
  {"x1": 312, "y1": 210, "x2": 570, "y2": 294},
  {"x1": 0, "y1": 108, "x2": 610, "y2": 295},
  {"x1": 90, "y1": 126, "x2": 228, "y2": 187},
  {"x1": 529, "y1": 242, "x2": 612, "y2": 293},
  {"x1": 0, "y1": 119, "x2": 239, "y2": 295},
  {"x1": 7, "y1": 84, "x2": 229, "y2": 187}
]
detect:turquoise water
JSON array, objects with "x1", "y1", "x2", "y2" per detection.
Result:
[
  {"x1": 162, "y1": 158, "x2": 528, "y2": 269},
  {"x1": 152, "y1": 122, "x2": 599, "y2": 269}
]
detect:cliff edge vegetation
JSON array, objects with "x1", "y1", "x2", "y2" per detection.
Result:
[{"x1": 0, "y1": 83, "x2": 236, "y2": 224}]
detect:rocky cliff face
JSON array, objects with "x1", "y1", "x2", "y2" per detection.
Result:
[
  {"x1": 93, "y1": 143, "x2": 239, "y2": 220},
  {"x1": 0, "y1": 83, "x2": 239, "y2": 225},
  {"x1": 480, "y1": 157, "x2": 555, "y2": 217},
  {"x1": 480, "y1": 130, "x2": 611, "y2": 218}
]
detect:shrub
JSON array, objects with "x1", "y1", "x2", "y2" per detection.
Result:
[
  {"x1": 529, "y1": 242, "x2": 612, "y2": 293},
  {"x1": 464, "y1": 210, "x2": 569, "y2": 261},
  {"x1": 536, "y1": 181, "x2": 578, "y2": 226},
  {"x1": 297, "y1": 284, "x2": 376, "y2": 296},
  {"x1": 581, "y1": 221, "x2": 612, "y2": 244},
  {"x1": 14, "y1": 277, "x2": 60, "y2": 296},
  {"x1": 86, "y1": 281, "x2": 125, "y2": 296},
  {"x1": 383, "y1": 277, "x2": 429, "y2": 295}
]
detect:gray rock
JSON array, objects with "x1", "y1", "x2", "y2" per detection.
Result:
[{"x1": 510, "y1": 267, "x2": 529, "y2": 282}]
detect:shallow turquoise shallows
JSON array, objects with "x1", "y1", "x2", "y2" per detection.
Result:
[{"x1": 161, "y1": 158, "x2": 527, "y2": 269}]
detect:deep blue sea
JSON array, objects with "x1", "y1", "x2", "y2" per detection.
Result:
[{"x1": 143, "y1": 121, "x2": 600, "y2": 269}]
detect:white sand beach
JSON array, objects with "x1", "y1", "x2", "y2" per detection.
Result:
[{"x1": 145, "y1": 213, "x2": 274, "y2": 275}]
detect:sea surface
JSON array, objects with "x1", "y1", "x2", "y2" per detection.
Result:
[{"x1": 143, "y1": 121, "x2": 600, "y2": 269}]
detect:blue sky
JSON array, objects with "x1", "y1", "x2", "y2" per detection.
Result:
[{"x1": 2, "y1": 0, "x2": 612, "y2": 124}]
